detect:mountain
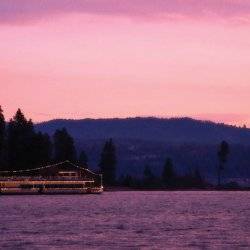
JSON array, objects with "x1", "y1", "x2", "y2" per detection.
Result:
[
  {"x1": 36, "y1": 117, "x2": 250, "y2": 145},
  {"x1": 36, "y1": 117, "x2": 250, "y2": 182}
]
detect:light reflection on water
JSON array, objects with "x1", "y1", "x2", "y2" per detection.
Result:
[{"x1": 1, "y1": 191, "x2": 250, "y2": 249}]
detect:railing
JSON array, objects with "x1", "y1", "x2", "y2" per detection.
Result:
[{"x1": 0, "y1": 176, "x2": 95, "y2": 182}]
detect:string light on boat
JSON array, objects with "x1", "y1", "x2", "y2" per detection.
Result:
[{"x1": 0, "y1": 160, "x2": 101, "y2": 176}]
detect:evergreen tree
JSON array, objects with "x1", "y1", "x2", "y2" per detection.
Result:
[
  {"x1": 0, "y1": 106, "x2": 6, "y2": 168},
  {"x1": 78, "y1": 150, "x2": 88, "y2": 168},
  {"x1": 217, "y1": 141, "x2": 230, "y2": 187},
  {"x1": 122, "y1": 174, "x2": 134, "y2": 187},
  {"x1": 99, "y1": 139, "x2": 117, "y2": 186},
  {"x1": 162, "y1": 157, "x2": 175, "y2": 187},
  {"x1": 31, "y1": 132, "x2": 52, "y2": 167},
  {"x1": 143, "y1": 165, "x2": 155, "y2": 187},
  {"x1": 53, "y1": 128, "x2": 76, "y2": 163},
  {"x1": 194, "y1": 167, "x2": 202, "y2": 183},
  {"x1": 7, "y1": 109, "x2": 35, "y2": 170},
  {"x1": 180, "y1": 167, "x2": 204, "y2": 188}
]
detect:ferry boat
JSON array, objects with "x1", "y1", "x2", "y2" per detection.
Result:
[{"x1": 0, "y1": 161, "x2": 103, "y2": 195}]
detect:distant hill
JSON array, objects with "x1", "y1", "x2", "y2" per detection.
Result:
[
  {"x1": 36, "y1": 117, "x2": 250, "y2": 145},
  {"x1": 36, "y1": 117, "x2": 250, "y2": 182}
]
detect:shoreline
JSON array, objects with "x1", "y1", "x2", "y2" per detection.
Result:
[{"x1": 104, "y1": 186, "x2": 250, "y2": 192}]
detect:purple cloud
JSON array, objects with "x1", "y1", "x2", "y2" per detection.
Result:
[{"x1": 1, "y1": 0, "x2": 250, "y2": 24}]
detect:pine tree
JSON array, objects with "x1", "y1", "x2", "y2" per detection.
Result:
[
  {"x1": 191, "y1": 167, "x2": 204, "y2": 187},
  {"x1": 31, "y1": 132, "x2": 52, "y2": 167},
  {"x1": 99, "y1": 139, "x2": 117, "y2": 186},
  {"x1": 194, "y1": 168, "x2": 202, "y2": 183},
  {"x1": 217, "y1": 141, "x2": 230, "y2": 187},
  {"x1": 0, "y1": 106, "x2": 6, "y2": 168},
  {"x1": 7, "y1": 109, "x2": 35, "y2": 170},
  {"x1": 143, "y1": 165, "x2": 155, "y2": 187},
  {"x1": 162, "y1": 158, "x2": 175, "y2": 187},
  {"x1": 79, "y1": 150, "x2": 88, "y2": 168},
  {"x1": 122, "y1": 174, "x2": 134, "y2": 187},
  {"x1": 53, "y1": 128, "x2": 76, "y2": 163}
]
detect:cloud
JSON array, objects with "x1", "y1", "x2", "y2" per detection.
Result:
[{"x1": 1, "y1": 0, "x2": 250, "y2": 24}]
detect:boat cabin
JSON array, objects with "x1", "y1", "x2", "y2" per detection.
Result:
[
  {"x1": 58, "y1": 171, "x2": 78, "y2": 177},
  {"x1": 0, "y1": 161, "x2": 103, "y2": 194}
]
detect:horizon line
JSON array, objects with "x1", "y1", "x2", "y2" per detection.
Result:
[{"x1": 35, "y1": 115, "x2": 249, "y2": 129}]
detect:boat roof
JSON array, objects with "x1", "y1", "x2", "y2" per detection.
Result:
[{"x1": 0, "y1": 160, "x2": 100, "y2": 176}]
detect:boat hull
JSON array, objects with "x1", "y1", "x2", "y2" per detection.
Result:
[
  {"x1": 0, "y1": 179, "x2": 103, "y2": 195},
  {"x1": 0, "y1": 187, "x2": 103, "y2": 195}
]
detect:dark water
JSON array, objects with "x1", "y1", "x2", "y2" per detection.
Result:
[{"x1": 1, "y1": 191, "x2": 250, "y2": 249}]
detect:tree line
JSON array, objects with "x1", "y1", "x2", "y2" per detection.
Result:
[
  {"x1": 0, "y1": 108, "x2": 87, "y2": 171},
  {"x1": 0, "y1": 107, "x2": 230, "y2": 188},
  {"x1": 0, "y1": 107, "x2": 117, "y2": 186}
]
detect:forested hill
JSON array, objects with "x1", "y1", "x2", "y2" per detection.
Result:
[
  {"x1": 36, "y1": 117, "x2": 250, "y2": 145},
  {"x1": 36, "y1": 118, "x2": 250, "y2": 180}
]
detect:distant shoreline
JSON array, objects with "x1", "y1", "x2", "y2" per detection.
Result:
[{"x1": 104, "y1": 187, "x2": 250, "y2": 192}]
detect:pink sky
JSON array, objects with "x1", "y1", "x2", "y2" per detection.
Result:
[{"x1": 0, "y1": 0, "x2": 250, "y2": 126}]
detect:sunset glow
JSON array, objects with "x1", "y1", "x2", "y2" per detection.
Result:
[{"x1": 1, "y1": 1, "x2": 250, "y2": 126}]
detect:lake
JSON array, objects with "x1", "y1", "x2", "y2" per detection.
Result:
[{"x1": 1, "y1": 191, "x2": 250, "y2": 249}]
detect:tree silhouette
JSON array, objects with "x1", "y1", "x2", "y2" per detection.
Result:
[
  {"x1": 194, "y1": 167, "x2": 203, "y2": 186},
  {"x1": 0, "y1": 106, "x2": 6, "y2": 168},
  {"x1": 99, "y1": 139, "x2": 117, "y2": 186},
  {"x1": 79, "y1": 150, "x2": 88, "y2": 168},
  {"x1": 143, "y1": 165, "x2": 155, "y2": 187},
  {"x1": 53, "y1": 128, "x2": 76, "y2": 163},
  {"x1": 7, "y1": 109, "x2": 35, "y2": 170},
  {"x1": 31, "y1": 132, "x2": 52, "y2": 167},
  {"x1": 122, "y1": 174, "x2": 134, "y2": 187},
  {"x1": 217, "y1": 141, "x2": 230, "y2": 187},
  {"x1": 162, "y1": 157, "x2": 175, "y2": 187}
]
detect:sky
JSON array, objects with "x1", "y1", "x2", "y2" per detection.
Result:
[{"x1": 0, "y1": 0, "x2": 250, "y2": 126}]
